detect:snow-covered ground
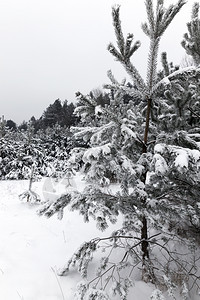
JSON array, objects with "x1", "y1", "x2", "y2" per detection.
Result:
[
  {"x1": 0, "y1": 178, "x2": 198, "y2": 299},
  {"x1": 0, "y1": 177, "x2": 154, "y2": 299}
]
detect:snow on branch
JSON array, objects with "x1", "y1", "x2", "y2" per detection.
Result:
[
  {"x1": 154, "y1": 143, "x2": 200, "y2": 172},
  {"x1": 82, "y1": 143, "x2": 111, "y2": 162}
]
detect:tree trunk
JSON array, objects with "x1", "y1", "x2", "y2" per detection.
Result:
[
  {"x1": 141, "y1": 97, "x2": 152, "y2": 265},
  {"x1": 143, "y1": 98, "x2": 152, "y2": 153},
  {"x1": 141, "y1": 215, "x2": 149, "y2": 260}
]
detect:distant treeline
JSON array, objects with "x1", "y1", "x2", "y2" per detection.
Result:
[{"x1": 5, "y1": 90, "x2": 110, "y2": 132}]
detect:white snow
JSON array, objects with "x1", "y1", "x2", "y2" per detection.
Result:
[
  {"x1": 0, "y1": 177, "x2": 199, "y2": 299},
  {"x1": 159, "y1": 76, "x2": 171, "y2": 86},
  {"x1": 154, "y1": 143, "x2": 166, "y2": 154},
  {"x1": 173, "y1": 147, "x2": 200, "y2": 170},
  {"x1": 0, "y1": 179, "x2": 105, "y2": 298},
  {"x1": 0, "y1": 180, "x2": 88, "y2": 300},
  {"x1": 168, "y1": 66, "x2": 197, "y2": 79},
  {"x1": 82, "y1": 143, "x2": 111, "y2": 162},
  {"x1": 95, "y1": 105, "x2": 103, "y2": 115},
  {"x1": 154, "y1": 143, "x2": 200, "y2": 171},
  {"x1": 153, "y1": 153, "x2": 168, "y2": 174},
  {"x1": 121, "y1": 124, "x2": 137, "y2": 139},
  {"x1": 174, "y1": 148, "x2": 189, "y2": 169},
  {"x1": 0, "y1": 178, "x2": 124, "y2": 299}
]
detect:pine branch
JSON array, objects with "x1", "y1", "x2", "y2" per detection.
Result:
[
  {"x1": 38, "y1": 193, "x2": 71, "y2": 218},
  {"x1": 145, "y1": 0, "x2": 155, "y2": 34},
  {"x1": 107, "y1": 43, "x2": 123, "y2": 62},
  {"x1": 188, "y1": 106, "x2": 200, "y2": 118},
  {"x1": 146, "y1": 38, "x2": 160, "y2": 94},
  {"x1": 123, "y1": 61, "x2": 147, "y2": 95},
  {"x1": 192, "y1": 2, "x2": 199, "y2": 20},
  {"x1": 129, "y1": 40, "x2": 141, "y2": 59},
  {"x1": 141, "y1": 22, "x2": 150, "y2": 37},
  {"x1": 108, "y1": 5, "x2": 146, "y2": 94},
  {"x1": 159, "y1": 0, "x2": 186, "y2": 36},
  {"x1": 161, "y1": 52, "x2": 170, "y2": 76},
  {"x1": 182, "y1": 2, "x2": 200, "y2": 66},
  {"x1": 124, "y1": 33, "x2": 133, "y2": 60},
  {"x1": 145, "y1": 0, "x2": 186, "y2": 94},
  {"x1": 112, "y1": 5, "x2": 125, "y2": 56}
]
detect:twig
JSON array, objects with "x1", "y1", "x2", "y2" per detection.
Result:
[
  {"x1": 89, "y1": 265, "x2": 116, "y2": 286},
  {"x1": 188, "y1": 107, "x2": 200, "y2": 118},
  {"x1": 16, "y1": 290, "x2": 24, "y2": 299},
  {"x1": 51, "y1": 267, "x2": 65, "y2": 300},
  {"x1": 93, "y1": 235, "x2": 140, "y2": 245},
  {"x1": 62, "y1": 231, "x2": 67, "y2": 243}
]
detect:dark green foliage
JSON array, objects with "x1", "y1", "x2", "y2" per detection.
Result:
[
  {"x1": 16, "y1": 99, "x2": 77, "y2": 132},
  {"x1": 41, "y1": 99, "x2": 63, "y2": 128},
  {"x1": 6, "y1": 119, "x2": 17, "y2": 131},
  {"x1": 18, "y1": 120, "x2": 28, "y2": 131},
  {"x1": 38, "y1": 99, "x2": 77, "y2": 129}
]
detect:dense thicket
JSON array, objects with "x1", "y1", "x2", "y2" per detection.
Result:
[
  {"x1": 0, "y1": 92, "x2": 109, "y2": 180},
  {"x1": 0, "y1": 124, "x2": 72, "y2": 180}
]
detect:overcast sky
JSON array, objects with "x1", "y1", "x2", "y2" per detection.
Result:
[{"x1": 0, "y1": 0, "x2": 193, "y2": 124}]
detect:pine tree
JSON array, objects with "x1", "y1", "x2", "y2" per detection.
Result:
[
  {"x1": 39, "y1": 1, "x2": 200, "y2": 298},
  {"x1": 62, "y1": 100, "x2": 77, "y2": 127},
  {"x1": 41, "y1": 99, "x2": 63, "y2": 128},
  {"x1": 6, "y1": 119, "x2": 17, "y2": 131},
  {"x1": 181, "y1": 2, "x2": 200, "y2": 66},
  {"x1": 39, "y1": 99, "x2": 77, "y2": 130}
]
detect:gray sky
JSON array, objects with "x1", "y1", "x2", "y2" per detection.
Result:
[{"x1": 0, "y1": 0, "x2": 193, "y2": 124}]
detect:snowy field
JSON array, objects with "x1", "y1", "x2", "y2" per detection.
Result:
[{"x1": 0, "y1": 178, "x2": 199, "y2": 300}]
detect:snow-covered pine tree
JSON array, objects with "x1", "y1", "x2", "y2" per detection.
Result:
[
  {"x1": 39, "y1": 124, "x2": 72, "y2": 179},
  {"x1": 39, "y1": 0, "x2": 200, "y2": 298},
  {"x1": 0, "y1": 128, "x2": 19, "y2": 179},
  {"x1": 15, "y1": 122, "x2": 44, "y2": 181},
  {"x1": 18, "y1": 122, "x2": 43, "y2": 203},
  {"x1": 181, "y1": 2, "x2": 200, "y2": 66}
]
